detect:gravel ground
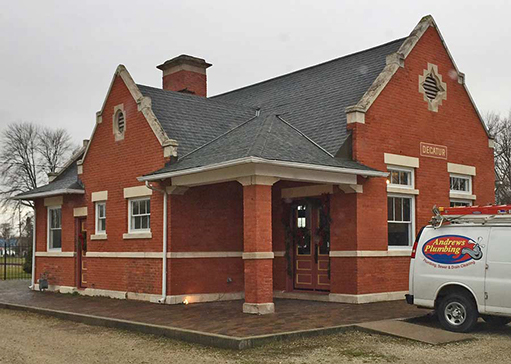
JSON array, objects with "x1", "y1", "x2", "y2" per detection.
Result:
[{"x1": 0, "y1": 308, "x2": 510, "y2": 364}]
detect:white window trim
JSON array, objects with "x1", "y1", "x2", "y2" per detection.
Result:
[
  {"x1": 47, "y1": 206, "x2": 62, "y2": 252},
  {"x1": 387, "y1": 165, "x2": 415, "y2": 190},
  {"x1": 450, "y1": 199, "x2": 473, "y2": 207},
  {"x1": 95, "y1": 202, "x2": 106, "y2": 235},
  {"x1": 387, "y1": 193, "x2": 416, "y2": 249},
  {"x1": 449, "y1": 173, "x2": 472, "y2": 195},
  {"x1": 128, "y1": 197, "x2": 151, "y2": 234}
]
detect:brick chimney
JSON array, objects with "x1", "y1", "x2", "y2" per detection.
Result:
[{"x1": 157, "y1": 55, "x2": 212, "y2": 97}]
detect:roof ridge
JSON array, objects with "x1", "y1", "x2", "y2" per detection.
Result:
[
  {"x1": 136, "y1": 84, "x2": 258, "y2": 111},
  {"x1": 276, "y1": 115, "x2": 335, "y2": 158},
  {"x1": 245, "y1": 114, "x2": 273, "y2": 157},
  {"x1": 178, "y1": 114, "x2": 259, "y2": 161},
  {"x1": 211, "y1": 37, "x2": 406, "y2": 100}
]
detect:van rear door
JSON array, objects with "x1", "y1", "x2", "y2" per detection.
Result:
[{"x1": 485, "y1": 227, "x2": 511, "y2": 315}]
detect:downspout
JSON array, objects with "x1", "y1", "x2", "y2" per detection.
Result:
[
  {"x1": 145, "y1": 181, "x2": 167, "y2": 303},
  {"x1": 30, "y1": 206, "x2": 36, "y2": 289}
]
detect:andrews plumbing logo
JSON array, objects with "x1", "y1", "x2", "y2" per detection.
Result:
[{"x1": 422, "y1": 235, "x2": 483, "y2": 265}]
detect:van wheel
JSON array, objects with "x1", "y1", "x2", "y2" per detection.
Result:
[
  {"x1": 482, "y1": 315, "x2": 511, "y2": 327},
  {"x1": 437, "y1": 293, "x2": 478, "y2": 333}
]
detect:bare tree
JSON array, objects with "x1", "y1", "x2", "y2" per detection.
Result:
[
  {"x1": 0, "y1": 222, "x2": 13, "y2": 241},
  {"x1": 38, "y1": 127, "x2": 72, "y2": 174},
  {"x1": 486, "y1": 111, "x2": 511, "y2": 204},
  {"x1": 0, "y1": 122, "x2": 74, "y2": 210}
]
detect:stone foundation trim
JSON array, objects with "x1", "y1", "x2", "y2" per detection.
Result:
[
  {"x1": 167, "y1": 252, "x2": 242, "y2": 258},
  {"x1": 166, "y1": 292, "x2": 244, "y2": 305},
  {"x1": 273, "y1": 251, "x2": 286, "y2": 257},
  {"x1": 329, "y1": 291, "x2": 408, "y2": 304},
  {"x1": 73, "y1": 207, "x2": 88, "y2": 217},
  {"x1": 31, "y1": 284, "x2": 243, "y2": 305},
  {"x1": 242, "y1": 302, "x2": 275, "y2": 315},
  {"x1": 35, "y1": 252, "x2": 76, "y2": 258},
  {"x1": 274, "y1": 291, "x2": 330, "y2": 302},
  {"x1": 242, "y1": 252, "x2": 274, "y2": 260},
  {"x1": 85, "y1": 252, "x2": 162, "y2": 258},
  {"x1": 329, "y1": 250, "x2": 411, "y2": 257}
]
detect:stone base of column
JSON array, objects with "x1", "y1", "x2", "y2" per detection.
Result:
[{"x1": 242, "y1": 302, "x2": 275, "y2": 315}]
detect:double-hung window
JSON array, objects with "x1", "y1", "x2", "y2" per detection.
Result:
[
  {"x1": 387, "y1": 195, "x2": 414, "y2": 247},
  {"x1": 48, "y1": 206, "x2": 62, "y2": 250},
  {"x1": 387, "y1": 166, "x2": 416, "y2": 247},
  {"x1": 129, "y1": 198, "x2": 151, "y2": 232},
  {"x1": 449, "y1": 174, "x2": 472, "y2": 207},
  {"x1": 95, "y1": 202, "x2": 106, "y2": 234}
]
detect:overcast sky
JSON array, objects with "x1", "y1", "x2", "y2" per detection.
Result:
[{"x1": 0, "y1": 1, "x2": 510, "y2": 223}]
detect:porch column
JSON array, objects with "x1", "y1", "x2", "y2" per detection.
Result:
[{"x1": 238, "y1": 176, "x2": 279, "y2": 315}]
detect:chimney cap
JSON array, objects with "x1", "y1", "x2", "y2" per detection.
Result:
[{"x1": 157, "y1": 54, "x2": 212, "y2": 71}]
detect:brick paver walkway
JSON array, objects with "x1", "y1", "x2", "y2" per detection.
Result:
[{"x1": 0, "y1": 280, "x2": 426, "y2": 338}]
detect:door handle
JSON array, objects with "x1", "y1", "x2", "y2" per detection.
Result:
[{"x1": 314, "y1": 245, "x2": 318, "y2": 264}]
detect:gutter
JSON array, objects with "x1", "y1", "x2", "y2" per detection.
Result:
[
  {"x1": 138, "y1": 156, "x2": 388, "y2": 182},
  {"x1": 144, "y1": 181, "x2": 168, "y2": 304},
  {"x1": 11, "y1": 189, "x2": 85, "y2": 200}
]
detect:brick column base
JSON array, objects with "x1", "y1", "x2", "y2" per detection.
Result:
[{"x1": 243, "y1": 257, "x2": 275, "y2": 314}]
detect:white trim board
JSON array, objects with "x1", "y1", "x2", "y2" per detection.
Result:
[
  {"x1": 35, "y1": 252, "x2": 76, "y2": 258},
  {"x1": 330, "y1": 250, "x2": 412, "y2": 257}
]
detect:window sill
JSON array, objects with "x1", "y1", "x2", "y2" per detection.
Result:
[
  {"x1": 90, "y1": 234, "x2": 107, "y2": 241},
  {"x1": 449, "y1": 191, "x2": 476, "y2": 200},
  {"x1": 123, "y1": 232, "x2": 152, "y2": 240},
  {"x1": 387, "y1": 186, "x2": 419, "y2": 195}
]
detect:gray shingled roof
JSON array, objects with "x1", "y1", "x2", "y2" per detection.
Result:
[
  {"x1": 211, "y1": 38, "x2": 405, "y2": 155},
  {"x1": 137, "y1": 85, "x2": 257, "y2": 156},
  {"x1": 144, "y1": 112, "x2": 377, "y2": 177},
  {"x1": 15, "y1": 151, "x2": 84, "y2": 198}
]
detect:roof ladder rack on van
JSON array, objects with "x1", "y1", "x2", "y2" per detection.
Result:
[{"x1": 431, "y1": 205, "x2": 511, "y2": 228}]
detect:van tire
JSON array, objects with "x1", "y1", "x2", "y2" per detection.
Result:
[
  {"x1": 482, "y1": 315, "x2": 511, "y2": 327},
  {"x1": 437, "y1": 293, "x2": 478, "y2": 333}
]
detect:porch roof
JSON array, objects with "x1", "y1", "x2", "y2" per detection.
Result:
[
  {"x1": 12, "y1": 149, "x2": 85, "y2": 200},
  {"x1": 140, "y1": 113, "x2": 386, "y2": 184}
]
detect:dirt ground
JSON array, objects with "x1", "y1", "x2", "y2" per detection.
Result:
[{"x1": 1, "y1": 309, "x2": 510, "y2": 364}]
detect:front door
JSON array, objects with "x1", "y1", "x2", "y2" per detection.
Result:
[
  {"x1": 76, "y1": 218, "x2": 88, "y2": 288},
  {"x1": 292, "y1": 199, "x2": 330, "y2": 291}
]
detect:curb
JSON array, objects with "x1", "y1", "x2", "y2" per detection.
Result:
[{"x1": 0, "y1": 301, "x2": 354, "y2": 349}]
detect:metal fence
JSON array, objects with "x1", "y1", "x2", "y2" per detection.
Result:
[{"x1": 0, "y1": 239, "x2": 32, "y2": 280}]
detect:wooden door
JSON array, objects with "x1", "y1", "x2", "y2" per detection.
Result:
[
  {"x1": 293, "y1": 200, "x2": 330, "y2": 291},
  {"x1": 77, "y1": 218, "x2": 88, "y2": 288}
]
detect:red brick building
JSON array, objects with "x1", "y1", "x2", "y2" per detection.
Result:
[{"x1": 16, "y1": 16, "x2": 494, "y2": 314}]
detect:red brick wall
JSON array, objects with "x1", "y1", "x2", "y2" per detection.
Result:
[
  {"x1": 34, "y1": 195, "x2": 84, "y2": 286},
  {"x1": 167, "y1": 182, "x2": 244, "y2": 295},
  {"x1": 163, "y1": 70, "x2": 207, "y2": 97},
  {"x1": 75, "y1": 75, "x2": 167, "y2": 292},
  {"x1": 339, "y1": 26, "x2": 495, "y2": 295}
]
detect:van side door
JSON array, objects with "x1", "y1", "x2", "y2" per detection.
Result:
[{"x1": 485, "y1": 227, "x2": 511, "y2": 315}]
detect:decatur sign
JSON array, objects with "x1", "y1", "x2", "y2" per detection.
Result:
[{"x1": 420, "y1": 142, "x2": 447, "y2": 159}]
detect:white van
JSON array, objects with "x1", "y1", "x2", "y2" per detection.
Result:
[{"x1": 407, "y1": 206, "x2": 511, "y2": 332}]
